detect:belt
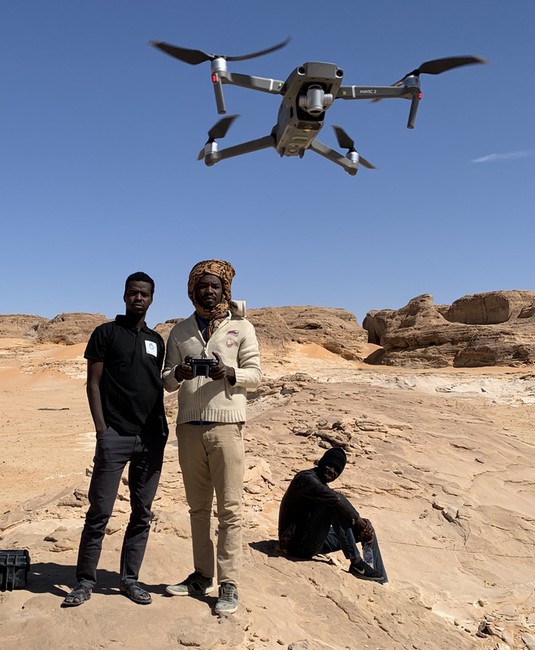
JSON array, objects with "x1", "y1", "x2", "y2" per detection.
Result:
[{"x1": 187, "y1": 420, "x2": 216, "y2": 426}]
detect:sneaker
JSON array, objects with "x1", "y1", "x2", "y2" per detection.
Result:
[
  {"x1": 166, "y1": 571, "x2": 214, "y2": 596},
  {"x1": 349, "y1": 560, "x2": 385, "y2": 583},
  {"x1": 214, "y1": 582, "x2": 239, "y2": 615}
]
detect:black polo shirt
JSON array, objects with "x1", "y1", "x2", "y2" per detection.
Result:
[{"x1": 85, "y1": 315, "x2": 168, "y2": 437}]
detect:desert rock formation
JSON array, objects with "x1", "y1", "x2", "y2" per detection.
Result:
[
  {"x1": 0, "y1": 314, "x2": 48, "y2": 340},
  {"x1": 1, "y1": 303, "x2": 535, "y2": 649},
  {"x1": 363, "y1": 290, "x2": 535, "y2": 368},
  {"x1": 248, "y1": 306, "x2": 367, "y2": 361},
  {"x1": 1, "y1": 334, "x2": 535, "y2": 649}
]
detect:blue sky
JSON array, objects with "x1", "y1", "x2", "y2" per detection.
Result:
[{"x1": 2, "y1": 1, "x2": 534, "y2": 327}]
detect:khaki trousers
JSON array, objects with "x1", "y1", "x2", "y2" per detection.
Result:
[{"x1": 176, "y1": 422, "x2": 244, "y2": 586}]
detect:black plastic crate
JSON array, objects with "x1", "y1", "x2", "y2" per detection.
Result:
[{"x1": 0, "y1": 549, "x2": 31, "y2": 591}]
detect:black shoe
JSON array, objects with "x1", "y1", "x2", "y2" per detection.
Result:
[
  {"x1": 166, "y1": 571, "x2": 214, "y2": 597},
  {"x1": 349, "y1": 560, "x2": 385, "y2": 583}
]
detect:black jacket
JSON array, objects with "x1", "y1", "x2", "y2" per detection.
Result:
[{"x1": 278, "y1": 468, "x2": 360, "y2": 546}]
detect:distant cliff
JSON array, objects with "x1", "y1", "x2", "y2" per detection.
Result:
[
  {"x1": 0, "y1": 306, "x2": 367, "y2": 361},
  {"x1": 363, "y1": 290, "x2": 535, "y2": 367},
  {"x1": 3, "y1": 291, "x2": 535, "y2": 368}
]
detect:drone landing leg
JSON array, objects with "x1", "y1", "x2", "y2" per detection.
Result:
[
  {"x1": 308, "y1": 140, "x2": 358, "y2": 176},
  {"x1": 205, "y1": 135, "x2": 275, "y2": 166}
]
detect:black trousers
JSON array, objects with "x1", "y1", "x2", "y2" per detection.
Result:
[
  {"x1": 75, "y1": 427, "x2": 166, "y2": 588},
  {"x1": 288, "y1": 498, "x2": 388, "y2": 583}
]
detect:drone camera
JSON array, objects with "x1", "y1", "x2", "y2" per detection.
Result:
[{"x1": 299, "y1": 85, "x2": 334, "y2": 116}]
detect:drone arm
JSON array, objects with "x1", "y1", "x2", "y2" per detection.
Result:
[
  {"x1": 336, "y1": 85, "x2": 412, "y2": 100},
  {"x1": 308, "y1": 139, "x2": 358, "y2": 176},
  {"x1": 218, "y1": 70, "x2": 285, "y2": 95},
  {"x1": 204, "y1": 134, "x2": 275, "y2": 166}
]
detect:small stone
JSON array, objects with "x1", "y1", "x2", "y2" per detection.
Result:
[
  {"x1": 442, "y1": 507, "x2": 458, "y2": 523},
  {"x1": 502, "y1": 630, "x2": 514, "y2": 645}
]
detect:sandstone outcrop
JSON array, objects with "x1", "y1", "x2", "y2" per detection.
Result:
[
  {"x1": 156, "y1": 307, "x2": 368, "y2": 361},
  {"x1": 248, "y1": 306, "x2": 367, "y2": 361},
  {"x1": 363, "y1": 290, "x2": 535, "y2": 367},
  {"x1": 0, "y1": 314, "x2": 48, "y2": 339},
  {"x1": 2, "y1": 307, "x2": 368, "y2": 361},
  {"x1": 36, "y1": 313, "x2": 108, "y2": 345},
  {"x1": 5, "y1": 293, "x2": 535, "y2": 368}
]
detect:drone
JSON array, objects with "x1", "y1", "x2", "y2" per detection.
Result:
[{"x1": 150, "y1": 38, "x2": 485, "y2": 176}]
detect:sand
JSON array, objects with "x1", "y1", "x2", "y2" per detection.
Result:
[{"x1": 1, "y1": 338, "x2": 534, "y2": 649}]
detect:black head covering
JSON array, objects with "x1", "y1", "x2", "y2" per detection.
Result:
[{"x1": 318, "y1": 447, "x2": 347, "y2": 474}]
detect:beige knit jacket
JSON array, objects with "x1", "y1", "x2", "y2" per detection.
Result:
[{"x1": 163, "y1": 312, "x2": 262, "y2": 424}]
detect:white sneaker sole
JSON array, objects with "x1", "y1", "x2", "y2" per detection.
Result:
[
  {"x1": 215, "y1": 602, "x2": 238, "y2": 615},
  {"x1": 166, "y1": 584, "x2": 214, "y2": 596}
]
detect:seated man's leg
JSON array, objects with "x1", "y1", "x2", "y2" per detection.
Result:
[
  {"x1": 354, "y1": 527, "x2": 388, "y2": 584},
  {"x1": 321, "y1": 492, "x2": 388, "y2": 584},
  {"x1": 288, "y1": 503, "x2": 334, "y2": 558},
  {"x1": 322, "y1": 518, "x2": 362, "y2": 562}
]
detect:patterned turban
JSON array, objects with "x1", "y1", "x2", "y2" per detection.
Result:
[{"x1": 188, "y1": 259, "x2": 235, "y2": 324}]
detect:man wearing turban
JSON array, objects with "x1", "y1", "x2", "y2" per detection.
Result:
[
  {"x1": 278, "y1": 447, "x2": 388, "y2": 584},
  {"x1": 163, "y1": 260, "x2": 262, "y2": 614}
]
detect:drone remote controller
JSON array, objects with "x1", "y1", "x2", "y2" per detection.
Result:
[{"x1": 187, "y1": 358, "x2": 219, "y2": 377}]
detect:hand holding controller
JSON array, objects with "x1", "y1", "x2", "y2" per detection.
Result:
[{"x1": 186, "y1": 357, "x2": 219, "y2": 378}]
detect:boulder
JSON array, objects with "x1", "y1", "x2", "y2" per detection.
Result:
[
  {"x1": 443, "y1": 290, "x2": 535, "y2": 324},
  {"x1": 0, "y1": 314, "x2": 48, "y2": 340},
  {"x1": 248, "y1": 306, "x2": 367, "y2": 361},
  {"x1": 36, "y1": 313, "x2": 109, "y2": 345},
  {"x1": 363, "y1": 291, "x2": 535, "y2": 368}
]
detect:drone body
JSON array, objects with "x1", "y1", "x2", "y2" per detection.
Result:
[
  {"x1": 274, "y1": 62, "x2": 343, "y2": 156},
  {"x1": 151, "y1": 39, "x2": 485, "y2": 176}
]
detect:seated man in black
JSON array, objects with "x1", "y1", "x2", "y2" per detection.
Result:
[{"x1": 278, "y1": 447, "x2": 388, "y2": 583}]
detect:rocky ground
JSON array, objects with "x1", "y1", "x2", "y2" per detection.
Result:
[{"x1": 1, "y1": 318, "x2": 535, "y2": 649}]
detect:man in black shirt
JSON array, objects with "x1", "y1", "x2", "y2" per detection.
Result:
[
  {"x1": 62, "y1": 272, "x2": 168, "y2": 607},
  {"x1": 278, "y1": 447, "x2": 388, "y2": 584}
]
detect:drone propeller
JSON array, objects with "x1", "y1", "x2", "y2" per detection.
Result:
[
  {"x1": 197, "y1": 115, "x2": 239, "y2": 160},
  {"x1": 391, "y1": 55, "x2": 487, "y2": 87},
  {"x1": 150, "y1": 37, "x2": 291, "y2": 65},
  {"x1": 333, "y1": 126, "x2": 375, "y2": 169}
]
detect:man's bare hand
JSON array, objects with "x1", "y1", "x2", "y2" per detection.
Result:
[
  {"x1": 209, "y1": 352, "x2": 236, "y2": 384},
  {"x1": 174, "y1": 356, "x2": 194, "y2": 381},
  {"x1": 356, "y1": 517, "x2": 375, "y2": 543}
]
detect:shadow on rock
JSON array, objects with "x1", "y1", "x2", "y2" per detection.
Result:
[{"x1": 25, "y1": 562, "x2": 169, "y2": 600}]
